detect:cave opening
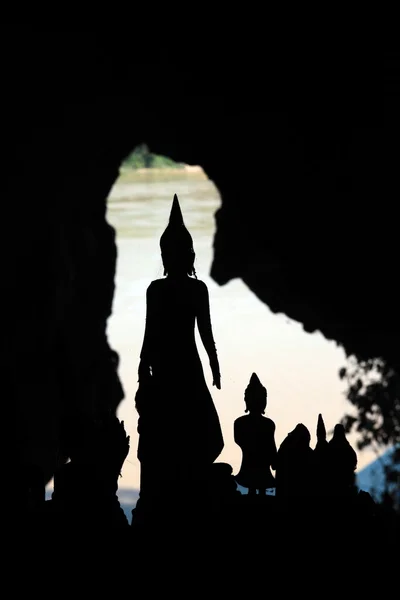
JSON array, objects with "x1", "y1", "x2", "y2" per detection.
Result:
[{"x1": 100, "y1": 144, "x2": 358, "y2": 507}]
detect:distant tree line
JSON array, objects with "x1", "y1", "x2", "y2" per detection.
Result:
[{"x1": 122, "y1": 144, "x2": 185, "y2": 169}]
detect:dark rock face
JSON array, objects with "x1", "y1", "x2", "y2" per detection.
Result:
[{"x1": 2, "y1": 27, "x2": 399, "y2": 481}]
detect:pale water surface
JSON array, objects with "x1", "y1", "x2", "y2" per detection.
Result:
[{"x1": 106, "y1": 170, "x2": 375, "y2": 492}]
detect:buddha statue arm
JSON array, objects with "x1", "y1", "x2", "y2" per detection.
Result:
[
  {"x1": 196, "y1": 281, "x2": 221, "y2": 389},
  {"x1": 138, "y1": 283, "x2": 155, "y2": 381},
  {"x1": 270, "y1": 422, "x2": 278, "y2": 471}
]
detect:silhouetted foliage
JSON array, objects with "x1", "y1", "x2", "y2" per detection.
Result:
[
  {"x1": 340, "y1": 356, "x2": 400, "y2": 507},
  {"x1": 122, "y1": 143, "x2": 184, "y2": 169}
]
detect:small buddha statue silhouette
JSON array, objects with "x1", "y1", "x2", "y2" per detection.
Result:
[
  {"x1": 275, "y1": 423, "x2": 315, "y2": 502},
  {"x1": 315, "y1": 414, "x2": 328, "y2": 454},
  {"x1": 314, "y1": 413, "x2": 330, "y2": 495},
  {"x1": 234, "y1": 373, "x2": 277, "y2": 495},
  {"x1": 327, "y1": 423, "x2": 358, "y2": 495},
  {"x1": 136, "y1": 194, "x2": 224, "y2": 500}
]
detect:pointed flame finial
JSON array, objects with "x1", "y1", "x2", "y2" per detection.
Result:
[
  {"x1": 244, "y1": 373, "x2": 267, "y2": 413},
  {"x1": 169, "y1": 194, "x2": 185, "y2": 226},
  {"x1": 245, "y1": 373, "x2": 267, "y2": 397},
  {"x1": 160, "y1": 194, "x2": 193, "y2": 253},
  {"x1": 317, "y1": 413, "x2": 326, "y2": 441}
]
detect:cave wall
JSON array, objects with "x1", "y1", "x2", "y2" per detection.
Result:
[{"x1": 2, "y1": 27, "x2": 399, "y2": 482}]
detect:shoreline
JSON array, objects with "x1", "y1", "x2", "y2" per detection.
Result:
[{"x1": 117, "y1": 165, "x2": 206, "y2": 181}]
